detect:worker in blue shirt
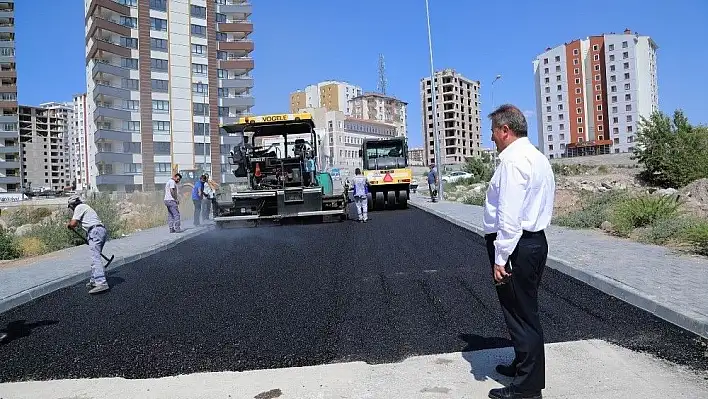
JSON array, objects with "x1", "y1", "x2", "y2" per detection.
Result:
[
  {"x1": 351, "y1": 168, "x2": 369, "y2": 222},
  {"x1": 191, "y1": 175, "x2": 206, "y2": 226}
]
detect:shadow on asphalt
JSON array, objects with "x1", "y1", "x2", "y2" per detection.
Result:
[{"x1": 0, "y1": 320, "x2": 58, "y2": 346}]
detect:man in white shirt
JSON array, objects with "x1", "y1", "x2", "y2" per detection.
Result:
[
  {"x1": 164, "y1": 173, "x2": 182, "y2": 233},
  {"x1": 67, "y1": 195, "x2": 110, "y2": 294},
  {"x1": 483, "y1": 104, "x2": 555, "y2": 399}
]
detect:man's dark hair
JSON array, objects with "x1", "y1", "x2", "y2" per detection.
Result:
[
  {"x1": 355, "y1": 168, "x2": 361, "y2": 175},
  {"x1": 488, "y1": 104, "x2": 528, "y2": 137},
  {"x1": 174, "y1": 173, "x2": 182, "y2": 179}
]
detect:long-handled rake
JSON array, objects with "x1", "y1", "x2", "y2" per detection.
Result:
[{"x1": 70, "y1": 228, "x2": 115, "y2": 267}]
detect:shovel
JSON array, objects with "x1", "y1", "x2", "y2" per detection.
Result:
[{"x1": 70, "y1": 227, "x2": 115, "y2": 267}]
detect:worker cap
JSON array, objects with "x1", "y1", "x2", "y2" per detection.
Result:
[{"x1": 67, "y1": 195, "x2": 82, "y2": 208}]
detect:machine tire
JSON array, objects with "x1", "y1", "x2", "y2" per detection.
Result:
[
  {"x1": 367, "y1": 192, "x2": 373, "y2": 211},
  {"x1": 374, "y1": 192, "x2": 385, "y2": 210},
  {"x1": 386, "y1": 191, "x2": 396, "y2": 210},
  {"x1": 397, "y1": 190, "x2": 409, "y2": 209}
]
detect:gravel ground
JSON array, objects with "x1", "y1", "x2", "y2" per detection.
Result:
[{"x1": 0, "y1": 207, "x2": 705, "y2": 383}]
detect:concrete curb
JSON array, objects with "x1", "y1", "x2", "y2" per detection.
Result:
[
  {"x1": 0, "y1": 225, "x2": 214, "y2": 314},
  {"x1": 410, "y1": 201, "x2": 708, "y2": 340}
]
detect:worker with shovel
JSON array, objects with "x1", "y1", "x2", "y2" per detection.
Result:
[{"x1": 67, "y1": 195, "x2": 110, "y2": 294}]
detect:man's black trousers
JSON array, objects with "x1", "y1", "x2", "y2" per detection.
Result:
[{"x1": 485, "y1": 230, "x2": 548, "y2": 393}]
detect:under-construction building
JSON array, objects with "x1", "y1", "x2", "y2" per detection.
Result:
[{"x1": 19, "y1": 105, "x2": 70, "y2": 191}]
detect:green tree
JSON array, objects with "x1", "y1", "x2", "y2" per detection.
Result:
[
  {"x1": 462, "y1": 152, "x2": 495, "y2": 183},
  {"x1": 632, "y1": 110, "x2": 708, "y2": 188}
]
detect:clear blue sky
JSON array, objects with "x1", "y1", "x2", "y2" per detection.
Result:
[{"x1": 16, "y1": 0, "x2": 708, "y2": 149}]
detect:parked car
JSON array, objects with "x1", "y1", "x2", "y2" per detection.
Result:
[{"x1": 441, "y1": 171, "x2": 474, "y2": 183}]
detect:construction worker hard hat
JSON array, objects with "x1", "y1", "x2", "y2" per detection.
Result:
[{"x1": 67, "y1": 195, "x2": 82, "y2": 208}]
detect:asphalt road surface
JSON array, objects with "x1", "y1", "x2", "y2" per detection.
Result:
[{"x1": 1, "y1": 207, "x2": 706, "y2": 383}]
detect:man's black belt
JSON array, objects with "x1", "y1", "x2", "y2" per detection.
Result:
[
  {"x1": 87, "y1": 224, "x2": 105, "y2": 234},
  {"x1": 485, "y1": 230, "x2": 545, "y2": 239}
]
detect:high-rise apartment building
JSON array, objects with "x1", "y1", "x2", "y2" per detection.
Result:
[
  {"x1": 18, "y1": 105, "x2": 70, "y2": 192},
  {"x1": 39, "y1": 102, "x2": 74, "y2": 187},
  {"x1": 0, "y1": 0, "x2": 19, "y2": 194},
  {"x1": 349, "y1": 92, "x2": 408, "y2": 138},
  {"x1": 407, "y1": 147, "x2": 424, "y2": 166},
  {"x1": 69, "y1": 93, "x2": 94, "y2": 191},
  {"x1": 289, "y1": 81, "x2": 362, "y2": 114},
  {"x1": 85, "y1": 0, "x2": 254, "y2": 192},
  {"x1": 533, "y1": 29, "x2": 658, "y2": 159},
  {"x1": 420, "y1": 69, "x2": 482, "y2": 167}
]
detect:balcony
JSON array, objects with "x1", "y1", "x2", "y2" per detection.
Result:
[
  {"x1": 86, "y1": 0, "x2": 130, "y2": 22},
  {"x1": 0, "y1": 145, "x2": 18, "y2": 154},
  {"x1": 86, "y1": 39, "x2": 131, "y2": 65},
  {"x1": 217, "y1": 40, "x2": 253, "y2": 54},
  {"x1": 0, "y1": 160, "x2": 19, "y2": 169},
  {"x1": 217, "y1": 2, "x2": 252, "y2": 17},
  {"x1": 0, "y1": 84, "x2": 16, "y2": 93},
  {"x1": 86, "y1": 16, "x2": 132, "y2": 43},
  {"x1": 0, "y1": 100, "x2": 16, "y2": 109},
  {"x1": 94, "y1": 105, "x2": 131, "y2": 121},
  {"x1": 93, "y1": 83, "x2": 131, "y2": 100},
  {"x1": 0, "y1": 176, "x2": 20, "y2": 184},
  {"x1": 96, "y1": 174, "x2": 135, "y2": 185},
  {"x1": 219, "y1": 96, "x2": 254, "y2": 109},
  {"x1": 219, "y1": 58, "x2": 254, "y2": 73},
  {"x1": 219, "y1": 76, "x2": 253, "y2": 90},
  {"x1": 0, "y1": 54, "x2": 14, "y2": 64},
  {"x1": 95, "y1": 128, "x2": 134, "y2": 142},
  {"x1": 0, "y1": 114, "x2": 16, "y2": 123},
  {"x1": 217, "y1": 22, "x2": 253, "y2": 38},
  {"x1": 0, "y1": 70, "x2": 15, "y2": 79},
  {"x1": 92, "y1": 61, "x2": 131, "y2": 79},
  {"x1": 95, "y1": 151, "x2": 135, "y2": 163},
  {"x1": 0, "y1": 25, "x2": 13, "y2": 34}
]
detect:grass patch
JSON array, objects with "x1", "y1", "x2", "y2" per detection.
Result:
[
  {"x1": 553, "y1": 190, "x2": 627, "y2": 229},
  {"x1": 682, "y1": 222, "x2": 708, "y2": 256},
  {"x1": 462, "y1": 189, "x2": 486, "y2": 206},
  {"x1": 610, "y1": 194, "x2": 682, "y2": 237}
]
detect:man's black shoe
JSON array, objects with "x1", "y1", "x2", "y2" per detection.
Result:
[
  {"x1": 495, "y1": 363, "x2": 517, "y2": 377},
  {"x1": 488, "y1": 386, "x2": 541, "y2": 399}
]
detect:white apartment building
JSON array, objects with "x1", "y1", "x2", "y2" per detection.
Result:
[
  {"x1": 349, "y1": 92, "x2": 408, "y2": 138},
  {"x1": 420, "y1": 68, "x2": 482, "y2": 166},
  {"x1": 0, "y1": 0, "x2": 19, "y2": 194},
  {"x1": 290, "y1": 81, "x2": 362, "y2": 114},
  {"x1": 67, "y1": 94, "x2": 95, "y2": 191},
  {"x1": 85, "y1": 0, "x2": 254, "y2": 192},
  {"x1": 533, "y1": 29, "x2": 658, "y2": 159}
]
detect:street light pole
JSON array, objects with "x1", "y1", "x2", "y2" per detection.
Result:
[
  {"x1": 201, "y1": 81, "x2": 207, "y2": 173},
  {"x1": 424, "y1": 0, "x2": 443, "y2": 201},
  {"x1": 491, "y1": 74, "x2": 501, "y2": 109}
]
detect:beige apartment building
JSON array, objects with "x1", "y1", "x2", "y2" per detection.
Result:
[
  {"x1": 0, "y1": 0, "x2": 19, "y2": 194},
  {"x1": 420, "y1": 68, "x2": 482, "y2": 167},
  {"x1": 349, "y1": 92, "x2": 408, "y2": 138},
  {"x1": 407, "y1": 147, "x2": 424, "y2": 166},
  {"x1": 289, "y1": 81, "x2": 362, "y2": 114},
  {"x1": 85, "y1": 0, "x2": 253, "y2": 192}
]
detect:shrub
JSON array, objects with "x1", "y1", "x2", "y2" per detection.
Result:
[
  {"x1": 0, "y1": 228, "x2": 21, "y2": 260},
  {"x1": 7, "y1": 206, "x2": 56, "y2": 227},
  {"x1": 553, "y1": 190, "x2": 627, "y2": 229},
  {"x1": 462, "y1": 190, "x2": 486, "y2": 206},
  {"x1": 26, "y1": 216, "x2": 80, "y2": 253},
  {"x1": 17, "y1": 236, "x2": 47, "y2": 257},
  {"x1": 610, "y1": 194, "x2": 682, "y2": 237},
  {"x1": 84, "y1": 193, "x2": 127, "y2": 239},
  {"x1": 463, "y1": 152, "x2": 495, "y2": 183},
  {"x1": 551, "y1": 163, "x2": 593, "y2": 176},
  {"x1": 635, "y1": 216, "x2": 696, "y2": 246},
  {"x1": 597, "y1": 165, "x2": 609, "y2": 174},
  {"x1": 682, "y1": 222, "x2": 708, "y2": 256}
]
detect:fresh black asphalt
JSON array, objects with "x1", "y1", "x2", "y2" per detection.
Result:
[{"x1": 1, "y1": 207, "x2": 706, "y2": 383}]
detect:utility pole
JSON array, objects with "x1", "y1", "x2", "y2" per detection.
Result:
[{"x1": 424, "y1": 0, "x2": 443, "y2": 201}]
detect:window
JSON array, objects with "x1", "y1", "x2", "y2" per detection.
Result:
[
  {"x1": 217, "y1": 51, "x2": 227, "y2": 60},
  {"x1": 578, "y1": 127, "x2": 584, "y2": 134},
  {"x1": 152, "y1": 100, "x2": 170, "y2": 113},
  {"x1": 576, "y1": 107, "x2": 582, "y2": 114},
  {"x1": 611, "y1": 95, "x2": 617, "y2": 103},
  {"x1": 121, "y1": 58, "x2": 138, "y2": 69},
  {"x1": 547, "y1": 135, "x2": 553, "y2": 141},
  {"x1": 193, "y1": 103, "x2": 209, "y2": 116},
  {"x1": 573, "y1": 49, "x2": 579, "y2": 55},
  {"x1": 216, "y1": 32, "x2": 227, "y2": 41},
  {"x1": 544, "y1": 77, "x2": 549, "y2": 84},
  {"x1": 597, "y1": 114, "x2": 603, "y2": 121},
  {"x1": 609, "y1": 55, "x2": 615, "y2": 61},
  {"x1": 546, "y1": 125, "x2": 552, "y2": 131},
  {"x1": 217, "y1": 69, "x2": 228, "y2": 79},
  {"x1": 576, "y1": 97, "x2": 581, "y2": 104},
  {"x1": 194, "y1": 143, "x2": 211, "y2": 155},
  {"x1": 557, "y1": 84, "x2": 562, "y2": 91},
  {"x1": 123, "y1": 142, "x2": 141, "y2": 154},
  {"x1": 192, "y1": 63, "x2": 208, "y2": 75},
  {"x1": 123, "y1": 100, "x2": 139, "y2": 110},
  {"x1": 610, "y1": 65, "x2": 616, "y2": 72},
  {"x1": 596, "y1": 95, "x2": 601, "y2": 101},
  {"x1": 544, "y1": 58, "x2": 548, "y2": 64},
  {"x1": 626, "y1": 104, "x2": 632, "y2": 112},
  {"x1": 625, "y1": 94, "x2": 631, "y2": 101},
  {"x1": 595, "y1": 85, "x2": 601, "y2": 91},
  {"x1": 154, "y1": 142, "x2": 171, "y2": 155},
  {"x1": 120, "y1": 37, "x2": 138, "y2": 49},
  {"x1": 151, "y1": 38, "x2": 167, "y2": 51},
  {"x1": 610, "y1": 75, "x2": 616, "y2": 82},
  {"x1": 624, "y1": 83, "x2": 631, "y2": 90},
  {"x1": 575, "y1": 88, "x2": 581, "y2": 94},
  {"x1": 191, "y1": 24, "x2": 207, "y2": 37},
  {"x1": 593, "y1": 54, "x2": 599, "y2": 61},
  {"x1": 558, "y1": 113, "x2": 564, "y2": 120},
  {"x1": 555, "y1": 65, "x2": 561, "y2": 72},
  {"x1": 193, "y1": 82, "x2": 208, "y2": 95},
  {"x1": 194, "y1": 122, "x2": 210, "y2": 136},
  {"x1": 557, "y1": 94, "x2": 562, "y2": 101},
  {"x1": 544, "y1": 67, "x2": 548, "y2": 74},
  {"x1": 155, "y1": 162, "x2": 172, "y2": 173},
  {"x1": 218, "y1": 88, "x2": 229, "y2": 97},
  {"x1": 556, "y1": 74, "x2": 561, "y2": 81},
  {"x1": 191, "y1": 4, "x2": 206, "y2": 18},
  {"x1": 593, "y1": 44, "x2": 598, "y2": 51},
  {"x1": 594, "y1": 74, "x2": 601, "y2": 81},
  {"x1": 574, "y1": 68, "x2": 579, "y2": 75},
  {"x1": 121, "y1": 78, "x2": 139, "y2": 90},
  {"x1": 192, "y1": 44, "x2": 207, "y2": 56},
  {"x1": 123, "y1": 121, "x2": 140, "y2": 132},
  {"x1": 575, "y1": 78, "x2": 580, "y2": 84},
  {"x1": 549, "y1": 144, "x2": 554, "y2": 151},
  {"x1": 609, "y1": 44, "x2": 615, "y2": 51},
  {"x1": 218, "y1": 107, "x2": 229, "y2": 117},
  {"x1": 559, "y1": 125, "x2": 564, "y2": 131},
  {"x1": 150, "y1": 17, "x2": 167, "y2": 31},
  {"x1": 547, "y1": 115, "x2": 552, "y2": 122},
  {"x1": 627, "y1": 126, "x2": 633, "y2": 133},
  {"x1": 623, "y1": 51, "x2": 629, "y2": 59},
  {"x1": 216, "y1": 13, "x2": 227, "y2": 23},
  {"x1": 612, "y1": 106, "x2": 618, "y2": 114},
  {"x1": 124, "y1": 163, "x2": 142, "y2": 174},
  {"x1": 545, "y1": 96, "x2": 550, "y2": 103},
  {"x1": 151, "y1": 79, "x2": 169, "y2": 92},
  {"x1": 151, "y1": 58, "x2": 168, "y2": 71},
  {"x1": 555, "y1": 56, "x2": 560, "y2": 62},
  {"x1": 119, "y1": 16, "x2": 137, "y2": 28},
  {"x1": 623, "y1": 62, "x2": 630, "y2": 69},
  {"x1": 573, "y1": 58, "x2": 578, "y2": 65},
  {"x1": 622, "y1": 41, "x2": 628, "y2": 48},
  {"x1": 546, "y1": 106, "x2": 551, "y2": 112},
  {"x1": 153, "y1": 121, "x2": 170, "y2": 132},
  {"x1": 594, "y1": 64, "x2": 600, "y2": 71},
  {"x1": 577, "y1": 117, "x2": 582, "y2": 123},
  {"x1": 150, "y1": 0, "x2": 167, "y2": 11},
  {"x1": 557, "y1": 104, "x2": 563, "y2": 111},
  {"x1": 624, "y1": 72, "x2": 630, "y2": 79}
]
